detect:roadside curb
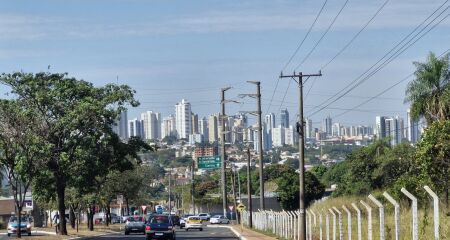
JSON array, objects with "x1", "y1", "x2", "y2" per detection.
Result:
[{"x1": 208, "y1": 225, "x2": 246, "y2": 240}]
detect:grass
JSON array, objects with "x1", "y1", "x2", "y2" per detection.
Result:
[{"x1": 308, "y1": 195, "x2": 450, "y2": 240}]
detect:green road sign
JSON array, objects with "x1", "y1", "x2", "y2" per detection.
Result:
[{"x1": 198, "y1": 156, "x2": 221, "y2": 169}]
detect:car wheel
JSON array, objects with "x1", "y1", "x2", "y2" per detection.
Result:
[
  {"x1": 125, "y1": 231, "x2": 129, "y2": 235},
  {"x1": 28, "y1": 232, "x2": 32, "y2": 236},
  {"x1": 7, "y1": 233, "x2": 10, "y2": 237},
  {"x1": 199, "y1": 228, "x2": 203, "y2": 231}
]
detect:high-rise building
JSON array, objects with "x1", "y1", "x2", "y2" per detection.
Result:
[
  {"x1": 175, "y1": 99, "x2": 192, "y2": 139},
  {"x1": 305, "y1": 118, "x2": 313, "y2": 139},
  {"x1": 375, "y1": 116, "x2": 387, "y2": 139},
  {"x1": 113, "y1": 110, "x2": 128, "y2": 140},
  {"x1": 332, "y1": 123, "x2": 341, "y2": 137},
  {"x1": 407, "y1": 109, "x2": 420, "y2": 143},
  {"x1": 280, "y1": 109, "x2": 289, "y2": 128},
  {"x1": 385, "y1": 116, "x2": 403, "y2": 146},
  {"x1": 285, "y1": 126, "x2": 296, "y2": 146},
  {"x1": 272, "y1": 127, "x2": 285, "y2": 147},
  {"x1": 192, "y1": 113, "x2": 199, "y2": 134},
  {"x1": 265, "y1": 113, "x2": 276, "y2": 132},
  {"x1": 208, "y1": 114, "x2": 218, "y2": 143},
  {"x1": 141, "y1": 111, "x2": 161, "y2": 140},
  {"x1": 323, "y1": 115, "x2": 332, "y2": 137},
  {"x1": 128, "y1": 118, "x2": 144, "y2": 139},
  {"x1": 162, "y1": 115, "x2": 176, "y2": 138},
  {"x1": 199, "y1": 117, "x2": 209, "y2": 139}
]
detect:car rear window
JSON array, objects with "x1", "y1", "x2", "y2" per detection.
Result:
[
  {"x1": 151, "y1": 216, "x2": 169, "y2": 224},
  {"x1": 189, "y1": 217, "x2": 200, "y2": 220}
]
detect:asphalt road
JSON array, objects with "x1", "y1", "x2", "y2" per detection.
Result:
[{"x1": 80, "y1": 226, "x2": 239, "y2": 240}]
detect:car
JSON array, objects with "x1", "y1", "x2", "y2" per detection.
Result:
[
  {"x1": 185, "y1": 216, "x2": 203, "y2": 231},
  {"x1": 124, "y1": 216, "x2": 146, "y2": 235},
  {"x1": 7, "y1": 216, "x2": 32, "y2": 237},
  {"x1": 209, "y1": 215, "x2": 230, "y2": 224},
  {"x1": 179, "y1": 214, "x2": 193, "y2": 229},
  {"x1": 145, "y1": 214, "x2": 175, "y2": 240},
  {"x1": 198, "y1": 213, "x2": 211, "y2": 222}
]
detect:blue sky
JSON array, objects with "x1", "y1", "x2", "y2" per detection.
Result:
[{"x1": 1, "y1": 0, "x2": 449, "y2": 127}]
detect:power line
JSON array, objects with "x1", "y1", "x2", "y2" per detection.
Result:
[
  {"x1": 294, "y1": 0, "x2": 350, "y2": 70},
  {"x1": 331, "y1": 48, "x2": 450, "y2": 119},
  {"x1": 281, "y1": 0, "x2": 328, "y2": 72},
  {"x1": 307, "y1": 1, "x2": 449, "y2": 117},
  {"x1": 277, "y1": 77, "x2": 292, "y2": 115},
  {"x1": 320, "y1": 0, "x2": 390, "y2": 70},
  {"x1": 266, "y1": 0, "x2": 328, "y2": 115}
]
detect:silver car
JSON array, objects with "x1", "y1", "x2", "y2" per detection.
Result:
[
  {"x1": 7, "y1": 216, "x2": 32, "y2": 237},
  {"x1": 124, "y1": 216, "x2": 145, "y2": 235}
]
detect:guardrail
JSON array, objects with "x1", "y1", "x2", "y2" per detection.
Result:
[{"x1": 241, "y1": 185, "x2": 442, "y2": 240}]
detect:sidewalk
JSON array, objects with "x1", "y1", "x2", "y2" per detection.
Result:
[{"x1": 229, "y1": 225, "x2": 277, "y2": 240}]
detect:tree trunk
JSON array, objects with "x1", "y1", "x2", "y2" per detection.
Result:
[
  {"x1": 56, "y1": 175, "x2": 67, "y2": 235},
  {"x1": 126, "y1": 197, "x2": 130, "y2": 216},
  {"x1": 105, "y1": 203, "x2": 111, "y2": 227},
  {"x1": 16, "y1": 207, "x2": 22, "y2": 238},
  {"x1": 88, "y1": 204, "x2": 95, "y2": 231},
  {"x1": 69, "y1": 206, "x2": 76, "y2": 229}
]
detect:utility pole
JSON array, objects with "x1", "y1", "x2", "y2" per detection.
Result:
[
  {"x1": 247, "y1": 147, "x2": 253, "y2": 228},
  {"x1": 191, "y1": 161, "x2": 195, "y2": 214},
  {"x1": 168, "y1": 168, "x2": 172, "y2": 214},
  {"x1": 231, "y1": 166, "x2": 238, "y2": 223},
  {"x1": 221, "y1": 87, "x2": 231, "y2": 218},
  {"x1": 239, "y1": 81, "x2": 264, "y2": 210},
  {"x1": 279, "y1": 71, "x2": 322, "y2": 240}
]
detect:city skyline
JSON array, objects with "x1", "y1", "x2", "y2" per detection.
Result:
[{"x1": 0, "y1": 1, "x2": 449, "y2": 126}]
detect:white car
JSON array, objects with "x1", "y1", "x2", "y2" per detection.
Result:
[
  {"x1": 185, "y1": 216, "x2": 203, "y2": 231},
  {"x1": 209, "y1": 215, "x2": 230, "y2": 224},
  {"x1": 198, "y1": 213, "x2": 211, "y2": 221}
]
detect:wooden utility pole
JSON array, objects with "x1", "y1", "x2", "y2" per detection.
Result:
[{"x1": 279, "y1": 71, "x2": 322, "y2": 240}]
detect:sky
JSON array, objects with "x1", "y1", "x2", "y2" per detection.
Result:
[{"x1": 1, "y1": 0, "x2": 449, "y2": 128}]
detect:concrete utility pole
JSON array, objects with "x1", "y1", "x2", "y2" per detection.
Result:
[
  {"x1": 191, "y1": 161, "x2": 195, "y2": 214},
  {"x1": 247, "y1": 147, "x2": 253, "y2": 228},
  {"x1": 279, "y1": 71, "x2": 322, "y2": 240},
  {"x1": 231, "y1": 166, "x2": 238, "y2": 223},
  {"x1": 221, "y1": 87, "x2": 231, "y2": 217},
  {"x1": 168, "y1": 168, "x2": 172, "y2": 214},
  {"x1": 239, "y1": 81, "x2": 264, "y2": 210}
]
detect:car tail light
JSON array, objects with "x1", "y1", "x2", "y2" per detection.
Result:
[{"x1": 145, "y1": 226, "x2": 151, "y2": 231}]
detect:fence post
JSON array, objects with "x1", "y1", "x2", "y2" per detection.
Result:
[
  {"x1": 383, "y1": 192, "x2": 400, "y2": 240},
  {"x1": 342, "y1": 205, "x2": 351, "y2": 240},
  {"x1": 329, "y1": 209, "x2": 336, "y2": 240},
  {"x1": 289, "y1": 211, "x2": 294, "y2": 239},
  {"x1": 401, "y1": 188, "x2": 418, "y2": 240},
  {"x1": 332, "y1": 207, "x2": 343, "y2": 240},
  {"x1": 351, "y1": 203, "x2": 362, "y2": 240},
  {"x1": 305, "y1": 210, "x2": 309, "y2": 240},
  {"x1": 307, "y1": 210, "x2": 312, "y2": 240},
  {"x1": 319, "y1": 210, "x2": 323, "y2": 240},
  {"x1": 368, "y1": 194, "x2": 385, "y2": 240},
  {"x1": 424, "y1": 186, "x2": 439, "y2": 240},
  {"x1": 326, "y1": 209, "x2": 330, "y2": 240},
  {"x1": 360, "y1": 200, "x2": 372, "y2": 240}
]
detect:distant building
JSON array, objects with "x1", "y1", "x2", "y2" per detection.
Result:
[
  {"x1": 175, "y1": 99, "x2": 192, "y2": 139},
  {"x1": 385, "y1": 116, "x2": 403, "y2": 146},
  {"x1": 128, "y1": 118, "x2": 144, "y2": 139},
  {"x1": 199, "y1": 117, "x2": 209, "y2": 140},
  {"x1": 113, "y1": 110, "x2": 128, "y2": 140},
  {"x1": 192, "y1": 113, "x2": 199, "y2": 134},
  {"x1": 280, "y1": 109, "x2": 289, "y2": 128},
  {"x1": 141, "y1": 111, "x2": 161, "y2": 140},
  {"x1": 272, "y1": 127, "x2": 285, "y2": 147},
  {"x1": 208, "y1": 114, "x2": 218, "y2": 143},
  {"x1": 284, "y1": 126, "x2": 297, "y2": 146},
  {"x1": 189, "y1": 134, "x2": 203, "y2": 145},
  {"x1": 305, "y1": 118, "x2": 313, "y2": 139},
  {"x1": 375, "y1": 116, "x2": 387, "y2": 139},
  {"x1": 162, "y1": 115, "x2": 177, "y2": 138},
  {"x1": 406, "y1": 109, "x2": 420, "y2": 143},
  {"x1": 322, "y1": 115, "x2": 332, "y2": 137}
]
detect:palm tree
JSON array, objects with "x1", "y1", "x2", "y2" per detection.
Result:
[{"x1": 405, "y1": 52, "x2": 450, "y2": 123}]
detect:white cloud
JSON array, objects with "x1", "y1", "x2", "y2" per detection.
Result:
[{"x1": 0, "y1": 0, "x2": 448, "y2": 40}]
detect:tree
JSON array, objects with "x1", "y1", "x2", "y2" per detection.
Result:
[
  {"x1": 0, "y1": 72, "x2": 139, "y2": 235},
  {"x1": 405, "y1": 52, "x2": 450, "y2": 123},
  {"x1": 416, "y1": 120, "x2": 450, "y2": 209},
  {"x1": 0, "y1": 100, "x2": 44, "y2": 238}
]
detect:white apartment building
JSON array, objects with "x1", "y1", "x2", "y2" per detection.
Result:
[{"x1": 175, "y1": 99, "x2": 192, "y2": 139}]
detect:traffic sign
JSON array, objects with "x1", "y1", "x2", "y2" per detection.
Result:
[
  {"x1": 237, "y1": 203, "x2": 246, "y2": 211},
  {"x1": 229, "y1": 205, "x2": 234, "y2": 211},
  {"x1": 198, "y1": 156, "x2": 221, "y2": 169},
  {"x1": 141, "y1": 205, "x2": 147, "y2": 212}
]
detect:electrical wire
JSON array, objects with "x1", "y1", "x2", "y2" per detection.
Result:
[
  {"x1": 294, "y1": 0, "x2": 350, "y2": 70},
  {"x1": 307, "y1": 1, "x2": 449, "y2": 117}
]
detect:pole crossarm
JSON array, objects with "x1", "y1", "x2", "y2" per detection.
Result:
[
  {"x1": 238, "y1": 93, "x2": 258, "y2": 98},
  {"x1": 239, "y1": 111, "x2": 259, "y2": 116}
]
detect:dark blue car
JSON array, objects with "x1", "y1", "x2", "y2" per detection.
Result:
[{"x1": 145, "y1": 215, "x2": 175, "y2": 240}]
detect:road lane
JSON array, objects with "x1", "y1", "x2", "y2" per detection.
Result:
[{"x1": 79, "y1": 226, "x2": 239, "y2": 240}]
